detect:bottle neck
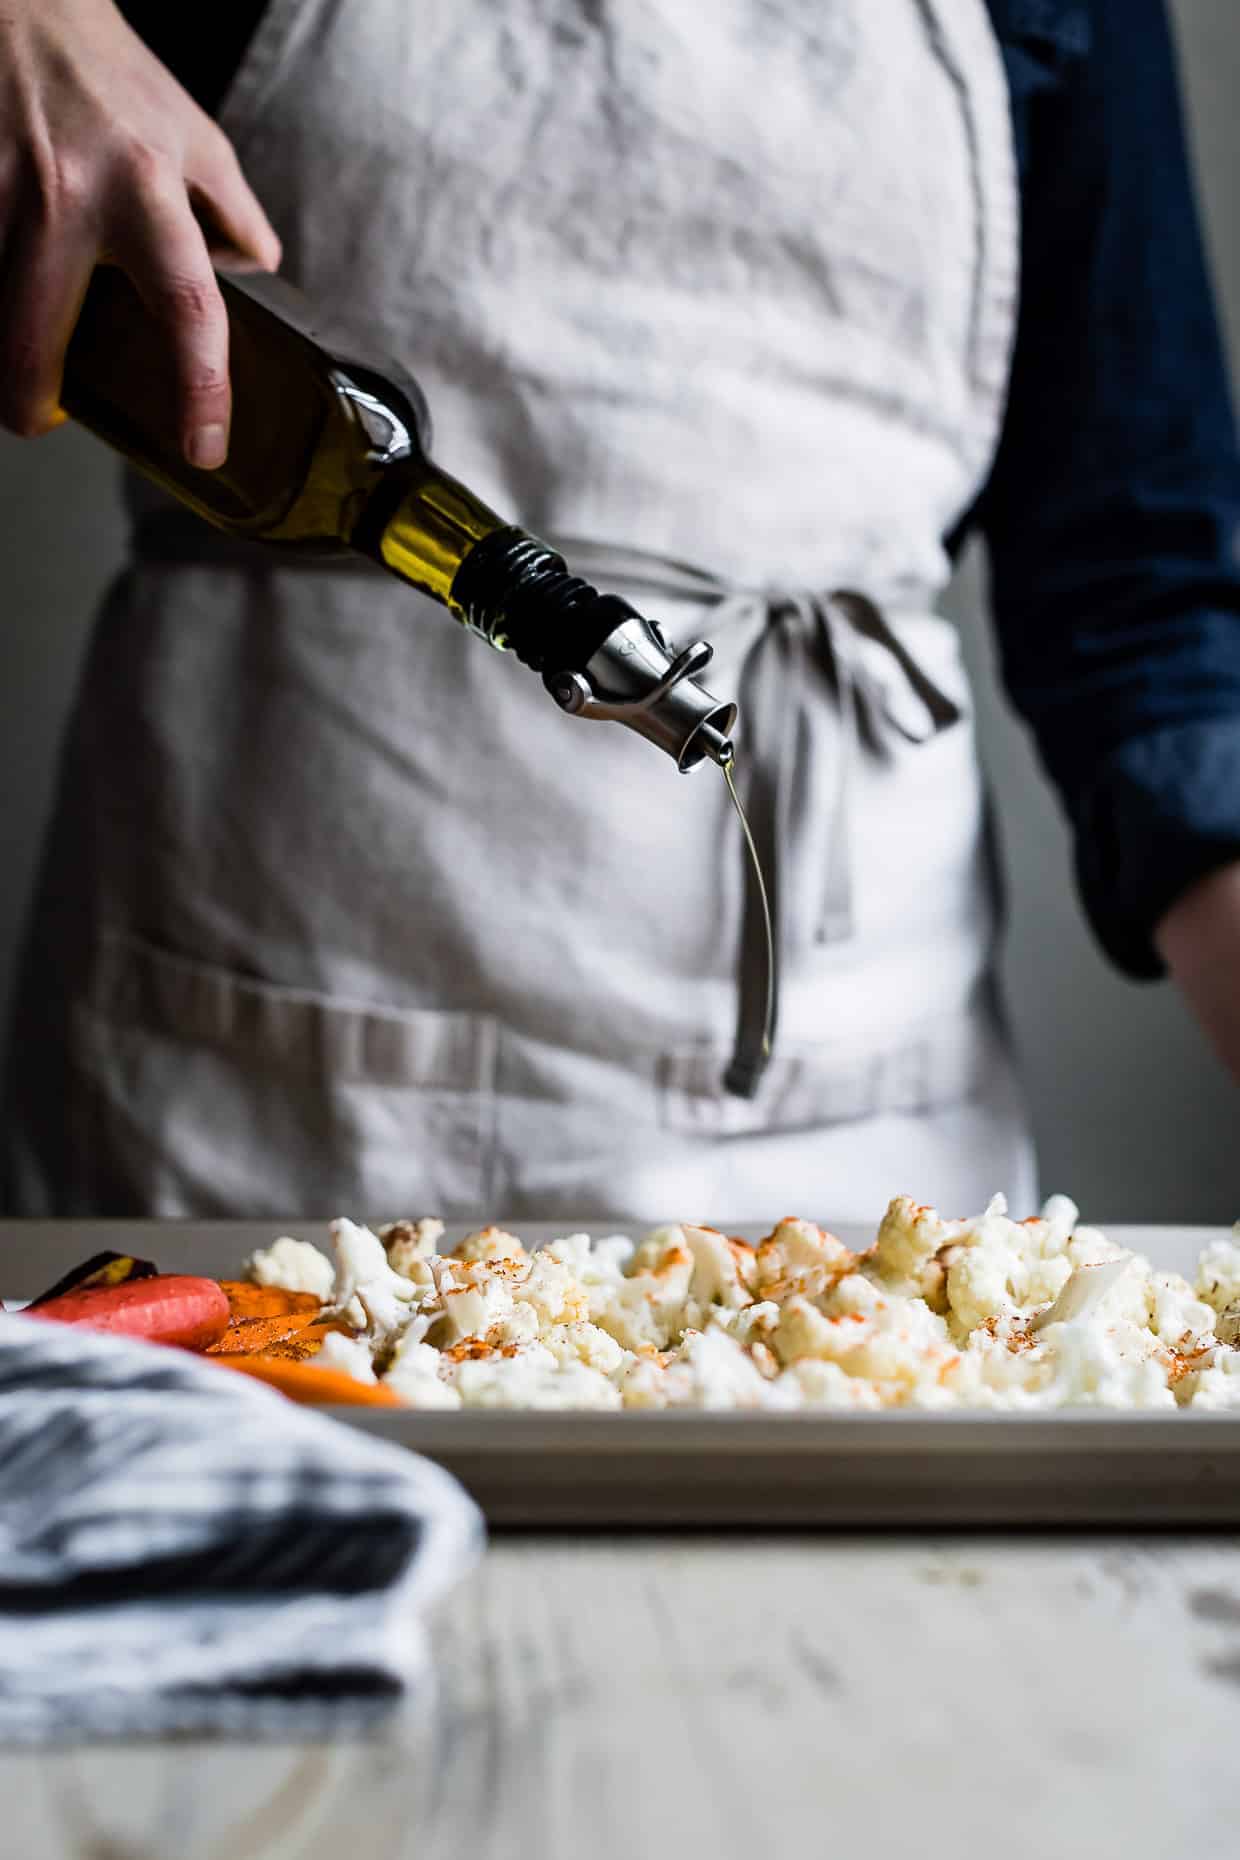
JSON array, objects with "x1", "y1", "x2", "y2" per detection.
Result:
[
  {"x1": 360, "y1": 464, "x2": 625, "y2": 672},
  {"x1": 365, "y1": 462, "x2": 505, "y2": 606},
  {"x1": 362, "y1": 466, "x2": 736, "y2": 771},
  {"x1": 448, "y1": 526, "x2": 629, "y2": 670}
]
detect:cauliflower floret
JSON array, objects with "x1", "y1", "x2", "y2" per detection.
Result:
[
  {"x1": 539, "y1": 1321, "x2": 628, "y2": 1377},
  {"x1": 1036, "y1": 1317, "x2": 1176, "y2": 1409},
  {"x1": 383, "y1": 1337, "x2": 463, "y2": 1409},
  {"x1": 1196, "y1": 1235, "x2": 1240, "y2": 1315},
  {"x1": 679, "y1": 1225, "x2": 758, "y2": 1308},
  {"x1": 823, "y1": 1272, "x2": 888, "y2": 1320},
  {"x1": 590, "y1": 1234, "x2": 638, "y2": 1277},
  {"x1": 1147, "y1": 1271, "x2": 1217, "y2": 1351},
  {"x1": 871, "y1": 1196, "x2": 965, "y2": 1287},
  {"x1": 776, "y1": 1359, "x2": 883, "y2": 1409},
  {"x1": 540, "y1": 1232, "x2": 590, "y2": 1273},
  {"x1": 450, "y1": 1345, "x2": 621, "y2": 1411},
  {"x1": 1028, "y1": 1258, "x2": 1135, "y2": 1333},
  {"x1": 944, "y1": 1202, "x2": 1075, "y2": 1338},
  {"x1": 617, "y1": 1357, "x2": 671, "y2": 1410},
  {"x1": 772, "y1": 1295, "x2": 844, "y2": 1366},
  {"x1": 245, "y1": 1236, "x2": 335, "y2": 1301},
  {"x1": 771, "y1": 1286, "x2": 958, "y2": 1405},
  {"x1": 848, "y1": 1313, "x2": 961, "y2": 1404},
  {"x1": 1064, "y1": 1226, "x2": 1129, "y2": 1270},
  {"x1": 709, "y1": 1300, "x2": 780, "y2": 1349},
  {"x1": 542, "y1": 1232, "x2": 636, "y2": 1286},
  {"x1": 1183, "y1": 1349, "x2": 1240, "y2": 1409},
  {"x1": 488, "y1": 1301, "x2": 543, "y2": 1350},
  {"x1": 592, "y1": 1228, "x2": 695, "y2": 1352},
  {"x1": 656, "y1": 1329, "x2": 787, "y2": 1409},
  {"x1": 315, "y1": 1330, "x2": 377, "y2": 1384},
  {"x1": 380, "y1": 1217, "x2": 446, "y2": 1278},
  {"x1": 592, "y1": 1287, "x2": 671, "y2": 1354},
  {"x1": 754, "y1": 1218, "x2": 853, "y2": 1300},
  {"x1": 517, "y1": 1250, "x2": 590, "y2": 1331},
  {"x1": 454, "y1": 1225, "x2": 530, "y2": 1268},
  {"x1": 1039, "y1": 1193, "x2": 1080, "y2": 1238},
  {"x1": 439, "y1": 1273, "x2": 516, "y2": 1344},
  {"x1": 327, "y1": 1218, "x2": 421, "y2": 1341},
  {"x1": 945, "y1": 1239, "x2": 1021, "y2": 1335}
]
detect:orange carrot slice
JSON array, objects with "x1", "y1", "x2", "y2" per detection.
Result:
[
  {"x1": 30, "y1": 1276, "x2": 230, "y2": 1351},
  {"x1": 208, "y1": 1355, "x2": 404, "y2": 1407},
  {"x1": 205, "y1": 1312, "x2": 335, "y2": 1358},
  {"x1": 215, "y1": 1282, "x2": 324, "y2": 1320}
]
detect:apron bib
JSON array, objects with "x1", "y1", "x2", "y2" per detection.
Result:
[{"x1": 6, "y1": 0, "x2": 1034, "y2": 1223}]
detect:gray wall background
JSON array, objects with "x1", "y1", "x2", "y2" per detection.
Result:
[{"x1": 0, "y1": 2, "x2": 1237, "y2": 1221}]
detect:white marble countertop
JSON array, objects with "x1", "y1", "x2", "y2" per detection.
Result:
[{"x1": 5, "y1": 1532, "x2": 1240, "y2": 1860}]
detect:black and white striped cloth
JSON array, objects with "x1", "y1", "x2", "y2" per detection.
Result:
[{"x1": 0, "y1": 1311, "x2": 483, "y2": 1744}]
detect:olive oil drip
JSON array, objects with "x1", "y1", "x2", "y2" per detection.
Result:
[{"x1": 722, "y1": 757, "x2": 775, "y2": 1064}]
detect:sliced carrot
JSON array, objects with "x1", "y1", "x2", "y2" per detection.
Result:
[
  {"x1": 208, "y1": 1355, "x2": 404, "y2": 1407},
  {"x1": 30, "y1": 1276, "x2": 230, "y2": 1351},
  {"x1": 215, "y1": 1282, "x2": 324, "y2": 1320},
  {"x1": 205, "y1": 1311, "x2": 335, "y2": 1357},
  {"x1": 241, "y1": 1322, "x2": 351, "y2": 1362}
]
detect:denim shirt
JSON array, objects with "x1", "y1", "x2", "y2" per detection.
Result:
[
  {"x1": 122, "y1": 0, "x2": 1240, "y2": 979},
  {"x1": 979, "y1": 0, "x2": 1240, "y2": 976}
]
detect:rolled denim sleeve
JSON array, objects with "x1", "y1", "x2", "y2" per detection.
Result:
[{"x1": 977, "y1": 0, "x2": 1240, "y2": 977}]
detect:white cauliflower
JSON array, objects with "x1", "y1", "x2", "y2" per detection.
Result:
[
  {"x1": 380, "y1": 1216, "x2": 446, "y2": 1278},
  {"x1": 754, "y1": 1218, "x2": 853, "y2": 1301},
  {"x1": 1196, "y1": 1235, "x2": 1240, "y2": 1315},
  {"x1": 871, "y1": 1196, "x2": 965, "y2": 1287},
  {"x1": 453, "y1": 1225, "x2": 529, "y2": 1268},
  {"x1": 681, "y1": 1225, "x2": 758, "y2": 1309},
  {"x1": 315, "y1": 1330, "x2": 377, "y2": 1385},
  {"x1": 450, "y1": 1346, "x2": 621, "y2": 1411},
  {"x1": 383, "y1": 1337, "x2": 462, "y2": 1409},
  {"x1": 245, "y1": 1235, "x2": 335, "y2": 1301},
  {"x1": 235, "y1": 1196, "x2": 1240, "y2": 1414},
  {"x1": 326, "y1": 1217, "x2": 422, "y2": 1342}
]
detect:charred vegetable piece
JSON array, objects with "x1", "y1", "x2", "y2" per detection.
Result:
[
  {"x1": 205, "y1": 1313, "x2": 345, "y2": 1359},
  {"x1": 215, "y1": 1281, "x2": 323, "y2": 1321},
  {"x1": 28, "y1": 1251, "x2": 159, "y2": 1309},
  {"x1": 208, "y1": 1355, "x2": 403, "y2": 1407},
  {"x1": 27, "y1": 1276, "x2": 230, "y2": 1351}
]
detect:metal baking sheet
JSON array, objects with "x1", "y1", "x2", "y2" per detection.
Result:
[{"x1": 4, "y1": 1218, "x2": 1240, "y2": 1528}]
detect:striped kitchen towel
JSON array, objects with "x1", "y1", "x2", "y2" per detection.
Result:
[{"x1": 0, "y1": 1311, "x2": 483, "y2": 1744}]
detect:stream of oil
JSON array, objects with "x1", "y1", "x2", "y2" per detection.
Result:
[{"x1": 722, "y1": 757, "x2": 775, "y2": 1064}]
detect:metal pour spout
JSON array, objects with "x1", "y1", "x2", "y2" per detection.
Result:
[{"x1": 543, "y1": 611, "x2": 737, "y2": 771}]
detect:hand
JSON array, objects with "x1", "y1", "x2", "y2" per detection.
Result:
[
  {"x1": 1156, "y1": 861, "x2": 1240, "y2": 1085},
  {"x1": 0, "y1": 0, "x2": 280, "y2": 466}
]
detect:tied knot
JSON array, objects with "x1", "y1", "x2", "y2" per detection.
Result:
[{"x1": 547, "y1": 539, "x2": 964, "y2": 1101}]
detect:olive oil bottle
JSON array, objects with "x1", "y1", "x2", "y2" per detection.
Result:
[{"x1": 60, "y1": 266, "x2": 736, "y2": 771}]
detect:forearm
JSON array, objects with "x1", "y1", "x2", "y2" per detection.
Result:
[{"x1": 1156, "y1": 862, "x2": 1240, "y2": 1084}]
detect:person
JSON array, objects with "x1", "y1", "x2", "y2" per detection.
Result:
[{"x1": 2, "y1": 0, "x2": 1238, "y2": 1222}]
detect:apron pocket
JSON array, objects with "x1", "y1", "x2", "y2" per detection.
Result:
[
  {"x1": 658, "y1": 1011, "x2": 1003, "y2": 1140},
  {"x1": 69, "y1": 930, "x2": 498, "y2": 1218}
]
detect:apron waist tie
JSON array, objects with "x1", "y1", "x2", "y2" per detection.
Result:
[
  {"x1": 132, "y1": 513, "x2": 963, "y2": 1103},
  {"x1": 546, "y1": 540, "x2": 964, "y2": 1101}
]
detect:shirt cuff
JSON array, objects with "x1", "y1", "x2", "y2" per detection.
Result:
[{"x1": 1071, "y1": 718, "x2": 1240, "y2": 980}]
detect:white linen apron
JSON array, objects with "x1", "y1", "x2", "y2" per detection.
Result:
[{"x1": 5, "y1": 0, "x2": 1036, "y2": 1224}]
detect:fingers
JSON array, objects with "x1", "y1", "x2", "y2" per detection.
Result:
[
  {"x1": 0, "y1": 3, "x2": 278, "y2": 458},
  {"x1": 109, "y1": 176, "x2": 232, "y2": 469},
  {"x1": 188, "y1": 128, "x2": 281, "y2": 274},
  {"x1": 0, "y1": 174, "x2": 98, "y2": 437}
]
